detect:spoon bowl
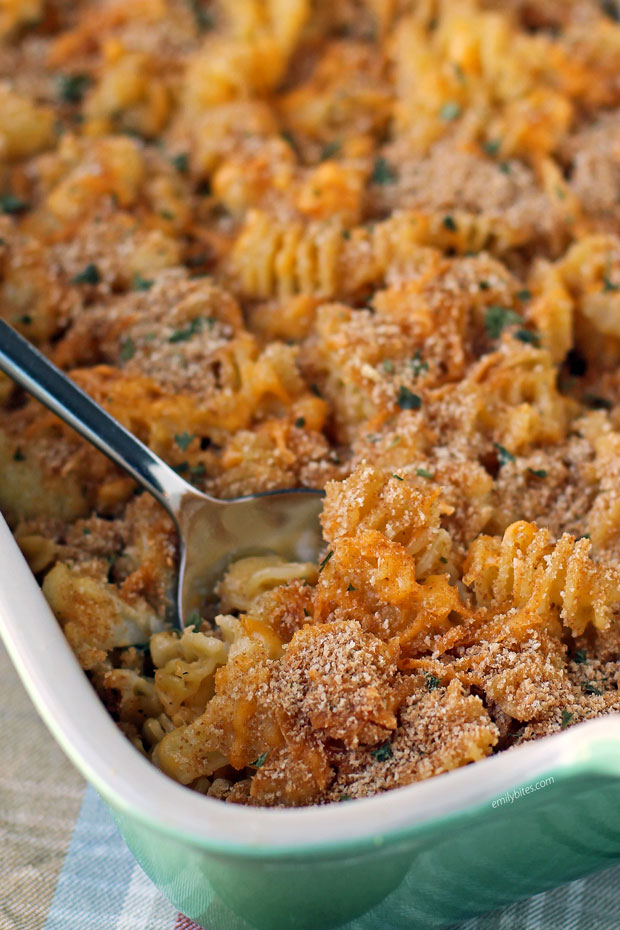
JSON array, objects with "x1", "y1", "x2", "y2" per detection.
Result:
[{"x1": 0, "y1": 319, "x2": 324, "y2": 628}]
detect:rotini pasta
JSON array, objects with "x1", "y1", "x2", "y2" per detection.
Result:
[{"x1": 2, "y1": 0, "x2": 620, "y2": 808}]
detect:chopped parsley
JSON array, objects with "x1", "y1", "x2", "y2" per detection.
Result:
[
  {"x1": 442, "y1": 215, "x2": 457, "y2": 231},
  {"x1": 483, "y1": 139, "x2": 501, "y2": 156},
  {"x1": 416, "y1": 467, "x2": 434, "y2": 479},
  {"x1": 132, "y1": 273, "x2": 154, "y2": 291},
  {"x1": 396, "y1": 385, "x2": 422, "y2": 410},
  {"x1": 185, "y1": 610, "x2": 202, "y2": 632},
  {"x1": 18, "y1": 315, "x2": 32, "y2": 325},
  {"x1": 57, "y1": 73, "x2": 92, "y2": 103},
  {"x1": 0, "y1": 194, "x2": 29, "y2": 214},
  {"x1": 190, "y1": 462, "x2": 206, "y2": 478},
  {"x1": 72, "y1": 263, "x2": 101, "y2": 285},
  {"x1": 516, "y1": 289, "x2": 532, "y2": 301},
  {"x1": 311, "y1": 383, "x2": 323, "y2": 398},
  {"x1": 346, "y1": 582, "x2": 356, "y2": 592},
  {"x1": 321, "y1": 139, "x2": 341, "y2": 160},
  {"x1": 12, "y1": 448, "x2": 25, "y2": 462},
  {"x1": 160, "y1": 209, "x2": 175, "y2": 221},
  {"x1": 250, "y1": 751, "x2": 269, "y2": 769},
  {"x1": 169, "y1": 317, "x2": 207, "y2": 343},
  {"x1": 561, "y1": 710, "x2": 573, "y2": 730},
  {"x1": 171, "y1": 152, "x2": 189, "y2": 174},
  {"x1": 573, "y1": 649, "x2": 588, "y2": 664},
  {"x1": 439, "y1": 101, "x2": 461, "y2": 121},
  {"x1": 479, "y1": 280, "x2": 490, "y2": 291},
  {"x1": 425, "y1": 673, "x2": 442, "y2": 691},
  {"x1": 583, "y1": 682, "x2": 602, "y2": 696},
  {"x1": 603, "y1": 274, "x2": 619, "y2": 293},
  {"x1": 382, "y1": 359, "x2": 394, "y2": 373},
  {"x1": 392, "y1": 473, "x2": 404, "y2": 481},
  {"x1": 294, "y1": 416, "x2": 306, "y2": 428},
  {"x1": 185, "y1": 0, "x2": 214, "y2": 30},
  {"x1": 174, "y1": 432, "x2": 196, "y2": 451},
  {"x1": 494, "y1": 442, "x2": 516, "y2": 466},
  {"x1": 371, "y1": 741, "x2": 393, "y2": 762},
  {"x1": 484, "y1": 305, "x2": 522, "y2": 339},
  {"x1": 499, "y1": 162, "x2": 511, "y2": 175},
  {"x1": 82, "y1": 527, "x2": 91, "y2": 535},
  {"x1": 514, "y1": 329, "x2": 540, "y2": 346},
  {"x1": 339, "y1": 793, "x2": 353, "y2": 802},
  {"x1": 371, "y1": 156, "x2": 397, "y2": 185},
  {"x1": 119, "y1": 338, "x2": 136, "y2": 362},
  {"x1": 319, "y1": 549, "x2": 334, "y2": 572},
  {"x1": 528, "y1": 468, "x2": 547, "y2": 478},
  {"x1": 410, "y1": 350, "x2": 429, "y2": 377}
]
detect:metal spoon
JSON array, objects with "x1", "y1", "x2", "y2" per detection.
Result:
[{"x1": 0, "y1": 319, "x2": 324, "y2": 628}]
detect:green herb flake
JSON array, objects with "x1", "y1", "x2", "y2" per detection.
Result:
[
  {"x1": 439, "y1": 101, "x2": 461, "y2": 121},
  {"x1": 321, "y1": 139, "x2": 342, "y2": 160},
  {"x1": 514, "y1": 329, "x2": 541, "y2": 346},
  {"x1": 416, "y1": 467, "x2": 434, "y2": 479},
  {"x1": 483, "y1": 139, "x2": 501, "y2": 156},
  {"x1": 294, "y1": 416, "x2": 306, "y2": 428},
  {"x1": 12, "y1": 448, "x2": 25, "y2": 462},
  {"x1": 82, "y1": 527, "x2": 91, "y2": 535},
  {"x1": 371, "y1": 156, "x2": 397, "y2": 185},
  {"x1": 342, "y1": 229, "x2": 351, "y2": 240},
  {"x1": 346, "y1": 583, "x2": 356, "y2": 592},
  {"x1": 573, "y1": 649, "x2": 588, "y2": 664},
  {"x1": 392, "y1": 473, "x2": 404, "y2": 481},
  {"x1": 584, "y1": 393, "x2": 612, "y2": 411},
  {"x1": 484, "y1": 305, "x2": 522, "y2": 339},
  {"x1": 311, "y1": 383, "x2": 323, "y2": 398},
  {"x1": 251, "y1": 750, "x2": 269, "y2": 769},
  {"x1": 479, "y1": 280, "x2": 490, "y2": 291},
  {"x1": 410, "y1": 350, "x2": 429, "y2": 377},
  {"x1": 171, "y1": 152, "x2": 189, "y2": 174},
  {"x1": 494, "y1": 442, "x2": 516, "y2": 466},
  {"x1": 72, "y1": 263, "x2": 101, "y2": 285},
  {"x1": 185, "y1": 610, "x2": 202, "y2": 633},
  {"x1": 425, "y1": 673, "x2": 442, "y2": 692},
  {"x1": 371, "y1": 741, "x2": 393, "y2": 762},
  {"x1": 174, "y1": 432, "x2": 196, "y2": 452},
  {"x1": 382, "y1": 359, "x2": 394, "y2": 373},
  {"x1": 516, "y1": 289, "x2": 532, "y2": 301},
  {"x1": 119, "y1": 338, "x2": 136, "y2": 362},
  {"x1": 561, "y1": 710, "x2": 573, "y2": 730},
  {"x1": 190, "y1": 462, "x2": 206, "y2": 478},
  {"x1": 185, "y1": 0, "x2": 214, "y2": 30},
  {"x1": 554, "y1": 184, "x2": 566, "y2": 201},
  {"x1": 57, "y1": 73, "x2": 92, "y2": 104},
  {"x1": 18, "y1": 314, "x2": 32, "y2": 325},
  {"x1": 169, "y1": 317, "x2": 205, "y2": 343},
  {"x1": 499, "y1": 162, "x2": 511, "y2": 175},
  {"x1": 603, "y1": 275, "x2": 619, "y2": 293},
  {"x1": 339, "y1": 793, "x2": 353, "y2": 802},
  {"x1": 160, "y1": 209, "x2": 175, "y2": 221},
  {"x1": 442, "y1": 214, "x2": 457, "y2": 232},
  {"x1": 439, "y1": 556, "x2": 448, "y2": 564},
  {"x1": 584, "y1": 682, "x2": 602, "y2": 696},
  {"x1": 0, "y1": 194, "x2": 29, "y2": 215},
  {"x1": 173, "y1": 462, "x2": 189, "y2": 474},
  {"x1": 319, "y1": 549, "x2": 334, "y2": 572},
  {"x1": 396, "y1": 385, "x2": 422, "y2": 411},
  {"x1": 528, "y1": 467, "x2": 547, "y2": 478},
  {"x1": 132, "y1": 273, "x2": 154, "y2": 291}
]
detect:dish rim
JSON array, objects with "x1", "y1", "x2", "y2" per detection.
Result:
[{"x1": 3, "y1": 513, "x2": 620, "y2": 858}]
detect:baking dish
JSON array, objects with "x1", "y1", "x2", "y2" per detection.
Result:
[{"x1": 2, "y1": 512, "x2": 620, "y2": 930}]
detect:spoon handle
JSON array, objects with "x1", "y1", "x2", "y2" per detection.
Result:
[{"x1": 0, "y1": 319, "x2": 193, "y2": 517}]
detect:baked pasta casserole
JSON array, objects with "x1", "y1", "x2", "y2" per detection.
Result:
[{"x1": 3, "y1": 0, "x2": 620, "y2": 807}]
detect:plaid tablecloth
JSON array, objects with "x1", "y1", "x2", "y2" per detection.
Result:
[{"x1": 3, "y1": 640, "x2": 620, "y2": 930}]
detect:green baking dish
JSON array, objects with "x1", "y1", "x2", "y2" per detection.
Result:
[{"x1": 2, "y1": 512, "x2": 620, "y2": 930}]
